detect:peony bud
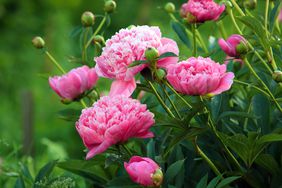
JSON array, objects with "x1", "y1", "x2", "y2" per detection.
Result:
[
  {"x1": 124, "y1": 156, "x2": 163, "y2": 187},
  {"x1": 81, "y1": 11, "x2": 95, "y2": 27},
  {"x1": 218, "y1": 34, "x2": 247, "y2": 58},
  {"x1": 145, "y1": 47, "x2": 159, "y2": 62},
  {"x1": 164, "y1": 2, "x2": 175, "y2": 14},
  {"x1": 272, "y1": 71, "x2": 282, "y2": 83},
  {"x1": 104, "y1": 0, "x2": 116, "y2": 13},
  {"x1": 243, "y1": 0, "x2": 257, "y2": 10},
  {"x1": 32, "y1": 36, "x2": 45, "y2": 49}
]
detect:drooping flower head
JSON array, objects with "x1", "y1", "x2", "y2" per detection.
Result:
[
  {"x1": 167, "y1": 57, "x2": 234, "y2": 96},
  {"x1": 95, "y1": 25, "x2": 179, "y2": 97},
  {"x1": 76, "y1": 95, "x2": 155, "y2": 159},
  {"x1": 124, "y1": 156, "x2": 163, "y2": 187},
  {"x1": 218, "y1": 34, "x2": 247, "y2": 58},
  {"x1": 180, "y1": 0, "x2": 225, "y2": 23},
  {"x1": 49, "y1": 65, "x2": 98, "y2": 100}
]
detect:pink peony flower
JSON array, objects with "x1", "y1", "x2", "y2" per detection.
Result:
[
  {"x1": 166, "y1": 57, "x2": 234, "y2": 96},
  {"x1": 124, "y1": 156, "x2": 163, "y2": 187},
  {"x1": 180, "y1": 0, "x2": 225, "y2": 23},
  {"x1": 49, "y1": 65, "x2": 98, "y2": 100},
  {"x1": 76, "y1": 95, "x2": 155, "y2": 159},
  {"x1": 279, "y1": 9, "x2": 282, "y2": 22},
  {"x1": 218, "y1": 34, "x2": 247, "y2": 57},
  {"x1": 95, "y1": 25, "x2": 179, "y2": 97}
]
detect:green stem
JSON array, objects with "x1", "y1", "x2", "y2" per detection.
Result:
[
  {"x1": 243, "y1": 57, "x2": 282, "y2": 112},
  {"x1": 85, "y1": 14, "x2": 107, "y2": 49},
  {"x1": 230, "y1": 0, "x2": 245, "y2": 16},
  {"x1": 45, "y1": 51, "x2": 66, "y2": 74},
  {"x1": 233, "y1": 80, "x2": 270, "y2": 98},
  {"x1": 217, "y1": 21, "x2": 228, "y2": 38},
  {"x1": 147, "y1": 81, "x2": 175, "y2": 118},
  {"x1": 265, "y1": 0, "x2": 269, "y2": 32},
  {"x1": 164, "y1": 81, "x2": 192, "y2": 109},
  {"x1": 192, "y1": 24, "x2": 197, "y2": 56},
  {"x1": 160, "y1": 84, "x2": 182, "y2": 119},
  {"x1": 194, "y1": 141, "x2": 222, "y2": 178},
  {"x1": 82, "y1": 27, "x2": 91, "y2": 63},
  {"x1": 200, "y1": 97, "x2": 244, "y2": 172},
  {"x1": 195, "y1": 30, "x2": 209, "y2": 53},
  {"x1": 227, "y1": 8, "x2": 273, "y2": 74}
]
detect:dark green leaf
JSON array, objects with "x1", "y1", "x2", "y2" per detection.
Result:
[
  {"x1": 252, "y1": 94, "x2": 270, "y2": 134},
  {"x1": 171, "y1": 21, "x2": 190, "y2": 48},
  {"x1": 128, "y1": 60, "x2": 147, "y2": 68},
  {"x1": 14, "y1": 176, "x2": 25, "y2": 188},
  {"x1": 164, "y1": 159, "x2": 185, "y2": 185},
  {"x1": 34, "y1": 161, "x2": 57, "y2": 186},
  {"x1": 216, "y1": 176, "x2": 240, "y2": 188},
  {"x1": 217, "y1": 111, "x2": 257, "y2": 122},
  {"x1": 207, "y1": 176, "x2": 221, "y2": 188},
  {"x1": 255, "y1": 154, "x2": 279, "y2": 175},
  {"x1": 158, "y1": 52, "x2": 178, "y2": 59},
  {"x1": 106, "y1": 176, "x2": 141, "y2": 188},
  {"x1": 196, "y1": 174, "x2": 208, "y2": 188},
  {"x1": 57, "y1": 109, "x2": 81, "y2": 122},
  {"x1": 259, "y1": 133, "x2": 282, "y2": 143},
  {"x1": 269, "y1": 1, "x2": 282, "y2": 33}
]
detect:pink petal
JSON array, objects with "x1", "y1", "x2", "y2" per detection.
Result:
[{"x1": 109, "y1": 79, "x2": 136, "y2": 97}]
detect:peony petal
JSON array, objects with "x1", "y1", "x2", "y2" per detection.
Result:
[{"x1": 109, "y1": 79, "x2": 136, "y2": 97}]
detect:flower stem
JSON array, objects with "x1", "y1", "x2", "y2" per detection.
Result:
[
  {"x1": 230, "y1": 0, "x2": 245, "y2": 16},
  {"x1": 164, "y1": 81, "x2": 192, "y2": 109},
  {"x1": 45, "y1": 51, "x2": 66, "y2": 74},
  {"x1": 193, "y1": 140, "x2": 223, "y2": 178},
  {"x1": 233, "y1": 80, "x2": 270, "y2": 98},
  {"x1": 192, "y1": 24, "x2": 197, "y2": 56},
  {"x1": 160, "y1": 84, "x2": 182, "y2": 119},
  {"x1": 265, "y1": 0, "x2": 269, "y2": 32},
  {"x1": 243, "y1": 57, "x2": 282, "y2": 112},
  {"x1": 217, "y1": 21, "x2": 228, "y2": 38},
  {"x1": 227, "y1": 8, "x2": 273, "y2": 74},
  {"x1": 80, "y1": 99, "x2": 88, "y2": 108},
  {"x1": 147, "y1": 81, "x2": 175, "y2": 118},
  {"x1": 82, "y1": 27, "x2": 91, "y2": 63},
  {"x1": 85, "y1": 14, "x2": 107, "y2": 49}
]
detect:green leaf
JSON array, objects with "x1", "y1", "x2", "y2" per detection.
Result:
[
  {"x1": 217, "y1": 111, "x2": 257, "y2": 123},
  {"x1": 128, "y1": 60, "x2": 147, "y2": 68},
  {"x1": 57, "y1": 159, "x2": 108, "y2": 184},
  {"x1": 269, "y1": 1, "x2": 282, "y2": 33},
  {"x1": 34, "y1": 161, "x2": 57, "y2": 186},
  {"x1": 237, "y1": 16, "x2": 270, "y2": 50},
  {"x1": 259, "y1": 133, "x2": 282, "y2": 143},
  {"x1": 171, "y1": 21, "x2": 190, "y2": 48},
  {"x1": 252, "y1": 94, "x2": 270, "y2": 134},
  {"x1": 196, "y1": 174, "x2": 208, "y2": 188},
  {"x1": 164, "y1": 159, "x2": 185, "y2": 185},
  {"x1": 158, "y1": 52, "x2": 178, "y2": 59},
  {"x1": 255, "y1": 154, "x2": 279, "y2": 175},
  {"x1": 14, "y1": 176, "x2": 25, "y2": 188},
  {"x1": 207, "y1": 176, "x2": 221, "y2": 188},
  {"x1": 106, "y1": 176, "x2": 141, "y2": 188},
  {"x1": 216, "y1": 176, "x2": 240, "y2": 188}
]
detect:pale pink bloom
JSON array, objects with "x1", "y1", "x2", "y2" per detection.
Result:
[
  {"x1": 218, "y1": 34, "x2": 247, "y2": 57},
  {"x1": 76, "y1": 96, "x2": 155, "y2": 159},
  {"x1": 279, "y1": 9, "x2": 282, "y2": 22},
  {"x1": 167, "y1": 57, "x2": 234, "y2": 96},
  {"x1": 95, "y1": 25, "x2": 179, "y2": 97},
  {"x1": 180, "y1": 0, "x2": 225, "y2": 23},
  {"x1": 49, "y1": 66, "x2": 98, "y2": 100},
  {"x1": 124, "y1": 156, "x2": 162, "y2": 186}
]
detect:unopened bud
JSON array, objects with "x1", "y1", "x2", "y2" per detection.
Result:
[
  {"x1": 127, "y1": 25, "x2": 136, "y2": 29},
  {"x1": 155, "y1": 69, "x2": 166, "y2": 81},
  {"x1": 32, "y1": 36, "x2": 45, "y2": 49},
  {"x1": 152, "y1": 169, "x2": 163, "y2": 187},
  {"x1": 145, "y1": 47, "x2": 159, "y2": 62},
  {"x1": 164, "y1": 2, "x2": 175, "y2": 13},
  {"x1": 243, "y1": 0, "x2": 257, "y2": 10},
  {"x1": 104, "y1": 0, "x2": 116, "y2": 13},
  {"x1": 236, "y1": 42, "x2": 249, "y2": 56},
  {"x1": 81, "y1": 11, "x2": 95, "y2": 27},
  {"x1": 93, "y1": 35, "x2": 105, "y2": 44},
  {"x1": 272, "y1": 70, "x2": 282, "y2": 83},
  {"x1": 222, "y1": 0, "x2": 233, "y2": 8}
]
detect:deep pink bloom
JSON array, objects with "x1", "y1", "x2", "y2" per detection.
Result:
[
  {"x1": 279, "y1": 9, "x2": 282, "y2": 22},
  {"x1": 167, "y1": 57, "x2": 234, "y2": 96},
  {"x1": 124, "y1": 156, "x2": 162, "y2": 187},
  {"x1": 180, "y1": 0, "x2": 225, "y2": 23},
  {"x1": 218, "y1": 34, "x2": 247, "y2": 57},
  {"x1": 49, "y1": 66, "x2": 98, "y2": 100},
  {"x1": 95, "y1": 25, "x2": 179, "y2": 97},
  {"x1": 76, "y1": 96, "x2": 155, "y2": 159}
]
